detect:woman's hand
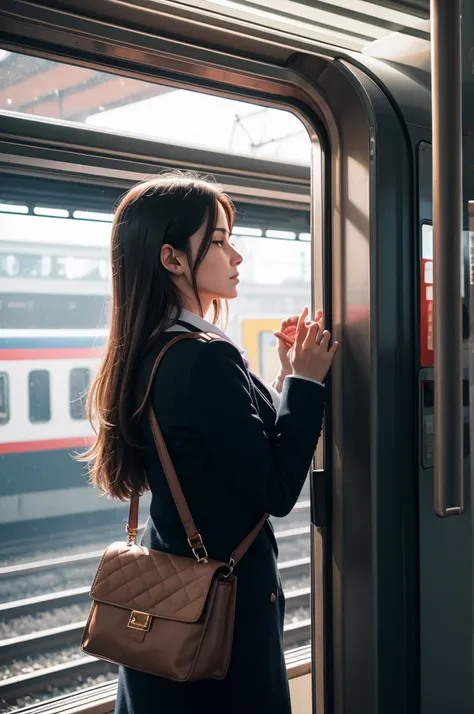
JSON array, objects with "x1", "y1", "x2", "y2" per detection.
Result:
[
  {"x1": 288, "y1": 307, "x2": 338, "y2": 383},
  {"x1": 271, "y1": 315, "x2": 301, "y2": 392},
  {"x1": 274, "y1": 315, "x2": 298, "y2": 373},
  {"x1": 272, "y1": 310, "x2": 325, "y2": 392},
  {"x1": 274, "y1": 311, "x2": 323, "y2": 356}
]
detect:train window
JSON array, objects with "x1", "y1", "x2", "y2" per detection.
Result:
[
  {"x1": 28, "y1": 369, "x2": 51, "y2": 423},
  {"x1": 0, "y1": 47, "x2": 318, "y2": 710},
  {"x1": 70, "y1": 368, "x2": 91, "y2": 420},
  {"x1": 0, "y1": 50, "x2": 310, "y2": 164},
  {"x1": 0, "y1": 372, "x2": 9, "y2": 424}
]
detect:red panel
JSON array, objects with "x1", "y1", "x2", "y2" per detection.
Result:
[
  {"x1": 420, "y1": 257, "x2": 434, "y2": 367},
  {"x1": 0, "y1": 436, "x2": 96, "y2": 454},
  {"x1": 0, "y1": 348, "x2": 104, "y2": 360}
]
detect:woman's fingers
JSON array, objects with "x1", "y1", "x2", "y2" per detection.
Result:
[
  {"x1": 319, "y1": 330, "x2": 331, "y2": 349},
  {"x1": 281, "y1": 315, "x2": 299, "y2": 328},
  {"x1": 302, "y1": 321, "x2": 320, "y2": 349},
  {"x1": 295, "y1": 307, "x2": 309, "y2": 347},
  {"x1": 280, "y1": 310, "x2": 322, "y2": 333},
  {"x1": 301, "y1": 324, "x2": 336, "y2": 353},
  {"x1": 273, "y1": 331, "x2": 294, "y2": 348},
  {"x1": 280, "y1": 326, "x2": 297, "y2": 339},
  {"x1": 276, "y1": 309, "x2": 324, "y2": 349}
]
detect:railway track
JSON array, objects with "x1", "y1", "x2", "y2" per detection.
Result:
[
  {"x1": 0, "y1": 501, "x2": 309, "y2": 574},
  {"x1": 0, "y1": 484, "x2": 311, "y2": 566},
  {"x1": 0, "y1": 581, "x2": 310, "y2": 663},
  {"x1": 0, "y1": 520, "x2": 140, "y2": 567},
  {"x1": 0, "y1": 555, "x2": 310, "y2": 621},
  {"x1": 0, "y1": 502, "x2": 312, "y2": 708},
  {"x1": 0, "y1": 526, "x2": 309, "y2": 580},
  {"x1": 5, "y1": 644, "x2": 313, "y2": 714},
  {"x1": 0, "y1": 620, "x2": 312, "y2": 706}
]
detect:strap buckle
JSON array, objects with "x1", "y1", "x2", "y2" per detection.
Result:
[
  {"x1": 126, "y1": 524, "x2": 138, "y2": 546},
  {"x1": 188, "y1": 534, "x2": 209, "y2": 563},
  {"x1": 223, "y1": 557, "x2": 235, "y2": 578}
]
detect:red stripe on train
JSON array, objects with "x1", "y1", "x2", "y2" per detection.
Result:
[
  {"x1": 0, "y1": 436, "x2": 96, "y2": 454},
  {"x1": 0, "y1": 348, "x2": 104, "y2": 360}
]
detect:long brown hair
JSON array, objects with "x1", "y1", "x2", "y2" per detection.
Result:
[{"x1": 79, "y1": 171, "x2": 235, "y2": 500}]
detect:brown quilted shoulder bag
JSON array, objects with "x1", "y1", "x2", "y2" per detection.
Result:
[{"x1": 81, "y1": 332, "x2": 267, "y2": 681}]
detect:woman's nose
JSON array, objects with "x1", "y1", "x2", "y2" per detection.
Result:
[{"x1": 231, "y1": 247, "x2": 243, "y2": 265}]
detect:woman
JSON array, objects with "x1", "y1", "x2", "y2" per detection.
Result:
[{"x1": 83, "y1": 171, "x2": 338, "y2": 714}]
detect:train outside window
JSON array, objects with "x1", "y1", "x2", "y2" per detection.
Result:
[
  {"x1": 70, "y1": 368, "x2": 91, "y2": 420},
  {"x1": 28, "y1": 369, "x2": 51, "y2": 423},
  {"x1": 0, "y1": 372, "x2": 9, "y2": 424}
]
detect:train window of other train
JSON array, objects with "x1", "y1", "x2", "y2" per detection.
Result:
[
  {"x1": 70, "y1": 368, "x2": 91, "y2": 420},
  {"x1": 0, "y1": 373, "x2": 9, "y2": 424},
  {"x1": 28, "y1": 370, "x2": 51, "y2": 423}
]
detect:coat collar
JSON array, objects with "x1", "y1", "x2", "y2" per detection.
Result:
[
  {"x1": 166, "y1": 308, "x2": 248, "y2": 364},
  {"x1": 166, "y1": 309, "x2": 279, "y2": 412}
]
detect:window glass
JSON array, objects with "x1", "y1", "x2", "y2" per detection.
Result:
[
  {"x1": 0, "y1": 372, "x2": 9, "y2": 424},
  {"x1": 28, "y1": 369, "x2": 51, "y2": 422},
  {"x1": 70, "y1": 368, "x2": 91, "y2": 420}
]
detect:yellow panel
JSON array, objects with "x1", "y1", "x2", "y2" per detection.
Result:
[{"x1": 240, "y1": 317, "x2": 281, "y2": 377}]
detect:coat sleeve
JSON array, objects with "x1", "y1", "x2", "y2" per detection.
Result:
[{"x1": 189, "y1": 339, "x2": 326, "y2": 517}]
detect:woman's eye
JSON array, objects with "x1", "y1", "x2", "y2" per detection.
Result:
[{"x1": 212, "y1": 240, "x2": 225, "y2": 248}]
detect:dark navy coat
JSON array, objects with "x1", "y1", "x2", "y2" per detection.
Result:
[{"x1": 115, "y1": 331, "x2": 325, "y2": 714}]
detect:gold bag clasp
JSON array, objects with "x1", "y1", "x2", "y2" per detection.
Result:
[{"x1": 128, "y1": 610, "x2": 151, "y2": 632}]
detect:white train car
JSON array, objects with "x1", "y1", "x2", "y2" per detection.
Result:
[
  {"x1": 0, "y1": 208, "x2": 312, "y2": 532},
  {"x1": 0, "y1": 210, "x2": 120, "y2": 529}
]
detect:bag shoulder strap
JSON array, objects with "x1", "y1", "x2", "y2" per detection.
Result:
[{"x1": 127, "y1": 331, "x2": 267, "y2": 567}]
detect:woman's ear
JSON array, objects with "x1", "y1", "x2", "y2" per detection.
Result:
[{"x1": 160, "y1": 244, "x2": 186, "y2": 275}]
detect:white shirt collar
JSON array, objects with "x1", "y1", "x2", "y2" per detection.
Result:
[{"x1": 167, "y1": 308, "x2": 248, "y2": 363}]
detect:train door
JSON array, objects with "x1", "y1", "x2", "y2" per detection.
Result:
[
  {"x1": 417, "y1": 159, "x2": 472, "y2": 713},
  {"x1": 416, "y1": 4, "x2": 474, "y2": 713}
]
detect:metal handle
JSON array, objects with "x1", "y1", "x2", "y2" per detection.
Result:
[{"x1": 431, "y1": 0, "x2": 463, "y2": 517}]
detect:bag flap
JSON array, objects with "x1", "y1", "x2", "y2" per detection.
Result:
[{"x1": 90, "y1": 542, "x2": 225, "y2": 623}]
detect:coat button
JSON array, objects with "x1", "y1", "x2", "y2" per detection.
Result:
[{"x1": 270, "y1": 592, "x2": 277, "y2": 603}]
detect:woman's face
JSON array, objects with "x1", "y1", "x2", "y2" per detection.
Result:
[
  {"x1": 190, "y1": 200, "x2": 243, "y2": 303},
  {"x1": 161, "y1": 199, "x2": 243, "y2": 314}
]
